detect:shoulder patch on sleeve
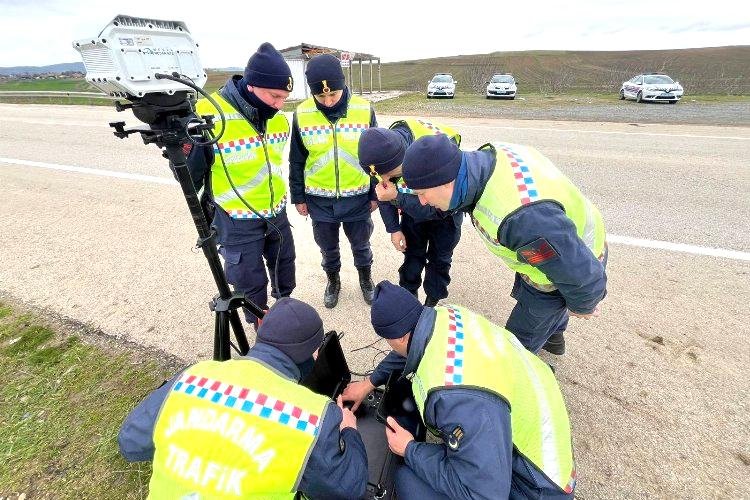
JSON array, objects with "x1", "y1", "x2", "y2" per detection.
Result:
[
  {"x1": 517, "y1": 238, "x2": 559, "y2": 266},
  {"x1": 447, "y1": 425, "x2": 464, "y2": 451}
]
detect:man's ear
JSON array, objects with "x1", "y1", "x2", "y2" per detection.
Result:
[{"x1": 246, "y1": 85, "x2": 255, "y2": 94}]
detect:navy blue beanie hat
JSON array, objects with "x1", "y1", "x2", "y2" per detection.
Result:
[
  {"x1": 402, "y1": 134, "x2": 462, "y2": 189},
  {"x1": 244, "y1": 42, "x2": 293, "y2": 92},
  {"x1": 305, "y1": 54, "x2": 346, "y2": 94},
  {"x1": 256, "y1": 297, "x2": 324, "y2": 363},
  {"x1": 371, "y1": 281, "x2": 424, "y2": 340},
  {"x1": 358, "y1": 128, "x2": 406, "y2": 177}
]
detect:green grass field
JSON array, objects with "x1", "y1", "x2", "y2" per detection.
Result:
[{"x1": 0, "y1": 302, "x2": 177, "y2": 498}]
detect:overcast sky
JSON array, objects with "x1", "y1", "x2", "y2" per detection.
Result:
[{"x1": 1, "y1": 0, "x2": 748, "y2": 67}]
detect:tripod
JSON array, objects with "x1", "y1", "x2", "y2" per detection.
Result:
[{"x1": 110, "y1": 91, "x2": 262, "y2": 361}]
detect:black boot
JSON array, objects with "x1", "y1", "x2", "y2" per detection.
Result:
[
  {"x1": 358, "y1": 267, "x2": 375, "y2": 305},
  {"x1": 424, "y1": 296, "x2": 439, "y2": 307},
  {"x1": 542, "y1": 332, "x2": 566, "y2": 355},
  {"x1": 324, "y1": 271, "x2": 341, "y2": 309}
]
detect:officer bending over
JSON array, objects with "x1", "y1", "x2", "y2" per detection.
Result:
[
  {"x1": 402, "y1": 135, "x2": 608, "y2": 355},
  {"x1": 343, "y1": 281, "x2": 576, "y2": 500},
  {"x1": 358, "y1": 121, "x2": 463, "y2": 307},
  {"x1": 118, "y1": 298, "x2": 368, "y2": 499}
]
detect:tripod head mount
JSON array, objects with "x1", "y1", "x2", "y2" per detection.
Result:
[{"x1": 108, "y1": 89, "x2": 216, "y2": 150}]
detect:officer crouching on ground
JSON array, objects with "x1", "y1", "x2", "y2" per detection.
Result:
[
  {"x1": 402, "y1": 135, "x2": 608, "y2": 355},
  {"x1": 358, "y1": 121, "x2": 463, "y2": 307},
  {"x1": 289, "y1": 54, "x2": 378, "y2": 309},
  {"x1": 343, "y1": 281, "x2": 576, "y2": 500},
  {"x1": 186, "y1": 43, "x2": 296, "y2": 329},
  {"x1": 118, "y1": 298, "x2": 368, "y2": 499}
]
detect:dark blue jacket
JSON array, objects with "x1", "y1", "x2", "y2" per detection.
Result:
[
  {"x1": 185, "y1": 76, "x2": 288, "y2": 246},
  {"x1": 370, "y1": 308, "x2": 574, "y2": 500},
  {"x1": 289, "y1": 87, "x2": 378, "y2": 223},
  {"x1": 451, "y1": 147, "x2": 607, "y2": 314},
  {"x1": 118, "y1": 343, "x2": 368, "y2": 500},
  {"x1": 377, "y1": 123, "x2": 463, "y2": 233}
]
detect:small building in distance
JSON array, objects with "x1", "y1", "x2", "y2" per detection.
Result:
[{"x1": 278, "y1": 43, "x2": 381, "y2": 101}]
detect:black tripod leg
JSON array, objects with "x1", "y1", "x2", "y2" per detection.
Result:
[
  {"x1": 214, "y1": 311, "x2": 232, "y2": 361},
  {"x1": 229, "y1": 309, "x2": 250, "y2": 355}
]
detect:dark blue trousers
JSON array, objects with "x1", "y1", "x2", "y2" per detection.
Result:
[
  {"x1": 506, "y1": 247, "x2": 608, "y2": 353},
  {"x1": 395, "y1": 466, "x2": 452, "y2": 500},
  {"x1": 219, "y1": 215, "x2": 296, "y2": 324},
  {"x1": 312, "y1": 218, "x2": 374, "y2": 272},
  {"x1": 399, "y1": 214, "x2": 461, "y2": 300}
]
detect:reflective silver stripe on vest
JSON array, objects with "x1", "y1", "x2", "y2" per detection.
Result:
[
  {"x1": 303, "y1": 149, "x2": 362, "y2": 179},
  {"x1": 476, "y1": 204, "x2": 504, "y2": 227},
  {"x1": 581, "y1": 199, "x2": 597, "y2": 250},
  {"x1": 503, "y1": 335, "x2": 565, "y2": 486},
  {"x1": 214, "y1": 162, "x2": 283, "y2": 205},
  {"x1": 224, "y1": 113, "x2": 245, "y2": 121},
  {"x1": 347, "y1": 104, "x2": 371, "y2": 111}
]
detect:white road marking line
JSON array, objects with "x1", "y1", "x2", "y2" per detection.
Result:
[
  {"x1": 606, "y1": 235, "x2": 749, "y2": 261},
  {"x1": 0, "y1": 118, "x2": 108, "y2": 128},
  {"x1": 457, "y1": 124, "x2": 750, "y2": 141},
  {"x1": 0, "y1": 157, "x2": 177, "y2": 186},
  {"x1": 2, "y1": 157, "x2": 749, "y2": 261}
]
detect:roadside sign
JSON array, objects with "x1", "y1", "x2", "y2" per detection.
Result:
[{"x1": 340, "y1": 51, "x2": 355, "y2": 68}]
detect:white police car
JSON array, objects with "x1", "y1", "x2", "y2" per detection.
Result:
[
  {"x1": 619, "y1": 73, "x2": 684, "y2": 104},
  {"x1": 426, "y1": 74, "x2": 456, "y2": 99},
  {"x1": 486, "y1": 74, "x2": 517, "y2": 99}
]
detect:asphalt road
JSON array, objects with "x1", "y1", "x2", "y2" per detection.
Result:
[{"x1": 1, "y1": 104, "x2": 748, "y2": 499}]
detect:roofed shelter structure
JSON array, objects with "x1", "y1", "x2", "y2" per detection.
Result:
[{"x1": 278, "y1": 43, "x2": 381, "y2": 101}]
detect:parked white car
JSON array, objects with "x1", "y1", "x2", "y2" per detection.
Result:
[
  {"x1": 620, "y1": 73, "x2": 684, "y2": 104},
  {"x1": 486, "y1": 74, "x2": 517, "y2": 99},
  {"x1": 426, "y1": 74, "x2": 456, "y2": 99}
]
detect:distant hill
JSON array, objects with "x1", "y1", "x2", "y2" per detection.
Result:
[
  {"x1": 381, "y1": 46, "x2": 750, "y2": 95},
  {"x1": 0, "y1": 62, "x2": 85, "y2": 76}
]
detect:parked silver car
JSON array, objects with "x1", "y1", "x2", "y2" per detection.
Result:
[
  {"x1": 427, "y1": 74, "x2": 456, "y2": 99},
  {"x1": 486, "y1": 74, "x2": 517, "y2": 99},
  {"x1": 620, "y1": 73, "x2": 684, "y2": 104}
]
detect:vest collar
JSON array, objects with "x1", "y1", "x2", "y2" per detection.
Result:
[
  {"x1": 403, "y1": 307, "x2": 437, "y2": 378},
  {"x1": 219, "y1": 75, "x2": 263, "y2": 132},
  {"x1": 451, "y1": 148, "x2": 497, "y2": 213},
  {"x1": 243, "y1": 343, "x2": 302, "y2": 382}
]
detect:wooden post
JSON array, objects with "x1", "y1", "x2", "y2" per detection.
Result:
[
  {"x1": 378, "y1": 58, "x2": 382, "y2": 92},
  {"x1": 359, "y1": 57, "x2": 365, "y2": 95},
  {"x1": 369, "y1": 59, "x2": 374, "y2": 94}
]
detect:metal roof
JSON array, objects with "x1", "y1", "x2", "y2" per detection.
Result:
[{"x1": 278, "y1": 42, "x2": 378, "y2": 61}]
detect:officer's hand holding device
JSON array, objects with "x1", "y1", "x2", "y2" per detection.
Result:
[
  {"x1": 384, "y1": 417, "x2": 413, "y2": 457},
  {"x1": 337, "y1": 395, "x2": 358, "y2": 431}
]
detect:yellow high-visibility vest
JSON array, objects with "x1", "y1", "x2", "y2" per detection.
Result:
[
  {"x1": 412, "y1": 305, "x2": 576, "y2": 494},
  {"x1": 196, "y1": 93, "x2": 289, "y2": 219},
  {"x1": 471, "y1": 142, "x2": 606, "y2": 285},
  {"x1": 149, "y1": 359, "x2": 329, "y2": 499}
]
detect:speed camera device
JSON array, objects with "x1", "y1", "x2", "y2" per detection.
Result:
[{"x1": 72, "y1": 15, "x2": 207, "y2": 99}]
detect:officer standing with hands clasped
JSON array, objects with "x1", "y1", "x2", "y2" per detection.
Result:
[
  {"x1": 358, "y1": 120, "x2": 463, "y2": 307},
  {"x1": 289, "y1": 54, "x2": 378, "y2": 309},
  {"x1": 118, "y1": 298, "x2": 368, "y2": 499},
  {"x1": 343, "y1": 281, "x2": 576, "y2": 500},
  {"x1": 401, "y1": 135, "x2": 608, "y2": 355},
  {"x1": 187, "y1": 42, "x2": 296, "y2": 329}
]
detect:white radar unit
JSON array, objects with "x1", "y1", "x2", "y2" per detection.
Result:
[{"x1": 73, "y1": 15, "x2": 207, "y2": 98}]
